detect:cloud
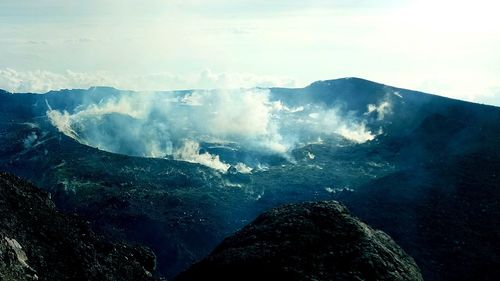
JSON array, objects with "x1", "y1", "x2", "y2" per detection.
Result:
[
  {"x1": 0, "y1": 68, "x2": 297, "y2": 93},
  {"x1": 196, "y1": 69, "x2": 297, "y2": 89},
  {"x1": 0, "y1": 68, "x2": 114, "y2": 93},
  {"x1": 1, "y1": 1, "x2": 500, "y2": 107},
  {"x1": 64, "y1": 38, "x2": 99, "y2": 44}
]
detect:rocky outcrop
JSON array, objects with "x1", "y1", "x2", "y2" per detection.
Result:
[
  {"x1": 0, "y1": 172, "x2": 159, "y2": 281},
  {"x1": 175, "y1": 201, "x2": 423, "y2": 281}
]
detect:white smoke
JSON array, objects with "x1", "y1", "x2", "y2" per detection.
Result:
[
  {"x1": 365, "y1": 100, "x2": 392, "y2": 121},
  {"x1": 393, "y1": 91, "x2": 403, "y2": 99},
  {"x1": 183, "y1": 90, "x2": 274, "y2": 137},
  {"x1": 47, "y1": 110, "x2": 79, "y2": 139},
  {"x1": 234, "y1": 163, "x2": 253, "y2": 174},
  {"x1": 23, "y1": 132, "x2": 38, "y2": 149},
  {"x1": 172, "y1": 140, "x2": 230, "y2": 172},
  {"x1": 47, "y1": 88, "x2": 384, "y2": 172},
  {"x1": 336, "y1": 123, "x2": 377, "y2": 143},
  {"x1": 307, "y1": 151, "x2": 315, "y2": 160},
  {"x1": 171, "y1": 141, "x2": 253, "y2": 173}
]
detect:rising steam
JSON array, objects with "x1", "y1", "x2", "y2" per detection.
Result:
[{"x1": 47, "y1": 88, "x2": 387, "y2": 172}]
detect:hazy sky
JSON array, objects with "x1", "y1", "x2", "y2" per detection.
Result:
[{"x1": 1, "y1": 0, "x2": 499, "y2": 105}]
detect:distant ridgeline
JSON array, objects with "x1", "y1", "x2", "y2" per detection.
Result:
[{"x1": 1, "y1": 78, "x2": 499, "y2": 280}]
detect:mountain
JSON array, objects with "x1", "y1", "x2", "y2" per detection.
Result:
[
  {"x1": 0, "y1": 77, "x2": 499, "y2": 280},
  {"x1": 175, "y1": 201, "x2": 423, "y2": 281},
  {"x1": 0, "y1": 172, "x2": 159, "y2": 281}
]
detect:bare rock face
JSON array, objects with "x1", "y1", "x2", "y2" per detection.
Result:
[
  {"x1": 0, "y1": 172, "x2": 159, "y2": 281},
  {"x1": 0, "y1": 237, "x2": 38, "y2": 281},
  {"x1": 175, "y1": 201, "x2": 423, "y2": 281}
]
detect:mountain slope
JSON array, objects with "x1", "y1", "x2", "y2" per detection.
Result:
[
  {"x1": 337, "y1": 148, "x2": 500, "y2": 281},
  {"x1": 175, "y1": 201, "x2": 423, "y2": 281},
  {"x1": 0, "y1": 172, "x2": 159, "y2": 281},
  {"x1": 0, "y1": 78, "x2": 499, "y2": 280}
]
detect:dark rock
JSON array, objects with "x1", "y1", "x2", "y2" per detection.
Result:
[
  {"x1": 0, "y1": 172, "x2": 160, "y2": 281},
  {"x1": 226, "y1": 165, "x2": 238, "y2": 174},
  {"x1": 175, "y1": 201, "x2": 423, "y2": 281}
]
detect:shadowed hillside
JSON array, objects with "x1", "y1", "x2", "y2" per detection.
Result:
[
  {"x1": 1, "y1": 78, "x2": 499, "y2": 280},
  {"x1": 0, "y1": 172, "x2": 159, "y2": 281},
  {"x1": 175, "y1": 201, "x2": 423, "y2": 281}
]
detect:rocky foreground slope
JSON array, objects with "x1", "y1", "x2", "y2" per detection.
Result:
[
  {"x1": 1, "y1": 171, "x2": 423, "y2": 281},
  {"x1": 175, "y1": 201, "x2": 423, "y2": 281},
  {"x1": 0, "y1": 172, "x2": 159, "y2": 281}
]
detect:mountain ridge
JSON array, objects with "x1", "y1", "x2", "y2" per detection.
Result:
[
  {"x1": 1, "y1": 77, "x2": 499, "y2": 280},
  {"x1": 1, "y1": 77, "x2": 498, "y2": 109}
]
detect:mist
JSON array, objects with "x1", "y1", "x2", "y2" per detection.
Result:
[{"x1": 47, "y1": 88, "x2": 387, "y2": 172}]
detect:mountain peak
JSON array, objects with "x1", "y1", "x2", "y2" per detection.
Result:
[
  {"x1": 307, "y1": 77, "x2": 385, "y2": 88},
  {"x1": 175, "y1": 200, "x2": 423, "y2": 281},
  {"x1": 88, "y1": 86, "x2": 121, "y2": 92}
]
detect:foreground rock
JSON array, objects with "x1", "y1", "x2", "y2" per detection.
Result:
[
  {"x1": 175, "y1": 201, "x2": 423, "y2": 281},
  {"x1": 0, "y1": 172, "x2": 159, "y2": 281}
]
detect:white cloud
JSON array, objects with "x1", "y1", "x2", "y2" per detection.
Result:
[
  {"x1": 0, "y1": 68, "x2": 114, "y2": 93},
  {"x1": 0, "y1": 68, "x2": 297, "y2": 93},
  {"x1": 1, "y1": 1, "x2": 499, "y2": 105}
]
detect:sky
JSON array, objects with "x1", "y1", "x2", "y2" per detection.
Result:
[{"x1": 1, "y1": 0, "x2": 499, "y2": 106}]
